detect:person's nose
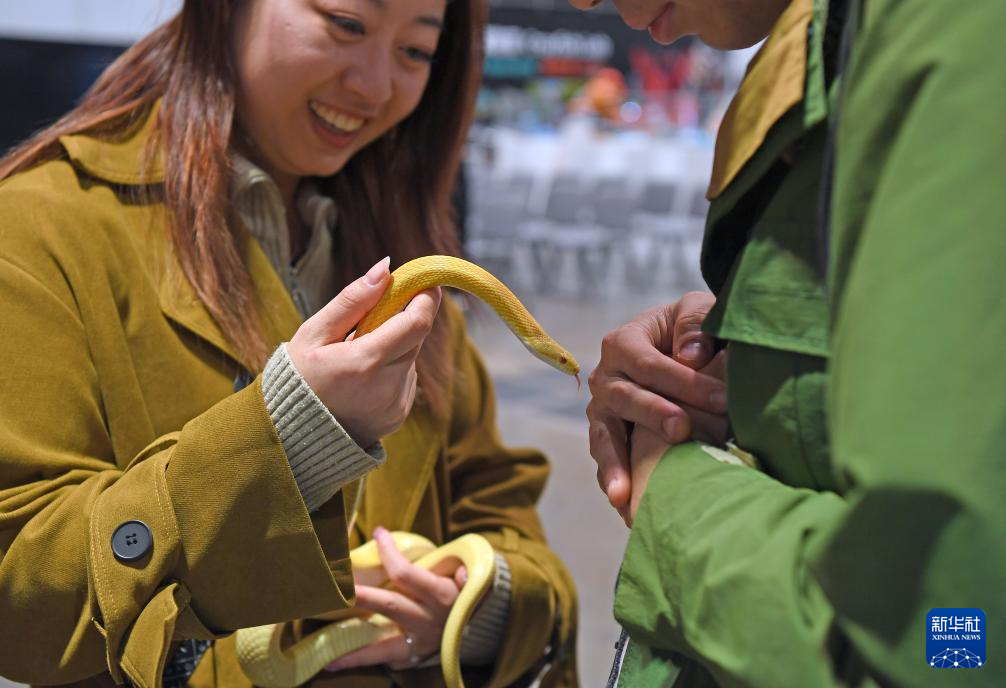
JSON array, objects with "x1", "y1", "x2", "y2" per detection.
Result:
[{"x1": 342, "y1": 45, "x2": 394, "y2": 108}]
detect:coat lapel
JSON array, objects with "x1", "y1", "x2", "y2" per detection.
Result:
[
  {"x1": 158, "y1": 221, "x2": 304, "y2": 368},
  {"x1": 60, "y1": 103, "x2": 304, "y2": 367}
]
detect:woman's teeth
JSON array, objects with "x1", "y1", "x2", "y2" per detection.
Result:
[{"x1": 310, "y1": 101, "x2": 365, "y2": 133}]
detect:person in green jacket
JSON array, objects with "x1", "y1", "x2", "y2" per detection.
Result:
[{"x1": 572, "y1": 0, "x2": 1005, "y2": 685}]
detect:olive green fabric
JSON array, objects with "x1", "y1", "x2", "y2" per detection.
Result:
[
  {"x1": 0, "y1": 110, "x2": 577, "y2": 687},
  {"x1": 611, "y1": 0, "x2": 1005, "y2": 685}
]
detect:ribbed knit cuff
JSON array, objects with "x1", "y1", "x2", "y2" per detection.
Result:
[
  {"x1": 458, "y1": 552, "x2": 512, "y2": 666},
  {"x1": 262, "y1": 343, "x2": 386, "y2": 513}
]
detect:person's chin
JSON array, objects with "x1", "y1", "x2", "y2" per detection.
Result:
[
  {"x1": 305, "y1": 151, "x2": 353, "y2": 179},
  {"x1": 648, "y1": 3, "x2": 689, "y2": 45}
]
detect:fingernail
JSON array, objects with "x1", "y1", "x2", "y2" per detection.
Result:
[
  {"x1": 374, "y1": 526, "x2": 388, "y2": 539},
  {"x1": 709, "y1": 390, "x2": 728, "y2": 412},
  {"x1": 679, "y1": 341, "x2": 707, "y2": 361},
  {"x1": 365, "y1": 257, "x2": 391, "y2": 285},
  {"x1": 662, "y1": 417, "x2": 678, "y2": 443}
]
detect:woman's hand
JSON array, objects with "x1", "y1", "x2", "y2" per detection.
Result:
[
  {"x1": 325, "y1": 527, "x2": 467, "y2": 672},
  {"x1": 287, "y1": 258, "x2": 442, "y2": 449},
  {"x1": 587, "y1": 292, "x2": 728, "y2": 518}
]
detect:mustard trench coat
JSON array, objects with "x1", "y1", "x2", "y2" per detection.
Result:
[{"x1": 0, "y1": 114, "x2": 578, "y2": 688}]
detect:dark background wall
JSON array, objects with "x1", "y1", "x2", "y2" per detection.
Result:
[{"x1": 0, "y1": 38, "x2": 123, "y2": 153}]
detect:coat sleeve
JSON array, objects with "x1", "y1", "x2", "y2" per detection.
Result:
[
  {"x1": 615, "y1": 2, "x2": 1006, "y2": 687},
  {"x1": 442, "y1": 304, "x2": 578, "y2": 688},
  {"x1": 0, "y1": 211, "x2": 353, "y2": 685}
]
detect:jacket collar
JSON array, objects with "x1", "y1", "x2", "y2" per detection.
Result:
[
  {"x1": 707, "y1": 0, "x2": 814, "y2": 199},
  {"x1": 59, "y1": 103, "x2": 166, "y2": 186},
  {"x1": 60, "y1": 103, "x2": 303, "y2": 366}
]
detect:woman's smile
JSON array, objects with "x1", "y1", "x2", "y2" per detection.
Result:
[
  {"x1": 308, "y1": 100, "x2": 367, "y2": 149},
  {"x1": 309, "y1": 100, "x2": 366, "y2": 133}
]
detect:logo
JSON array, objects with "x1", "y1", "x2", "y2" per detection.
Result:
[{"x1": 927, "y1": 608, "x2": 985, "y2": 668}]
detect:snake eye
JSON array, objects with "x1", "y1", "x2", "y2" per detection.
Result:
[{"x1": 560, "y1": 356, "x2": 567, "y2": 364}]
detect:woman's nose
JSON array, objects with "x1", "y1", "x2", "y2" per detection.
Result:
[{"x1": 342, "y1": 48, "x2": 393, "y2": 107}]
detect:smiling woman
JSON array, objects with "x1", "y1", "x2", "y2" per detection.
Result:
[{"x1": 0, "y1": 1, "x2": 578, "y2": 687}]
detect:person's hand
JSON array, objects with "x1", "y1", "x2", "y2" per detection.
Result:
[
  {"x1": 287, "y1": 258, "x2": 442, "y2": 449},
  {"x1": 626, "y1": 424, "x2": 672, "y2": 526},
  {"x1": 325, "y1": 527, "x2": 468, "y2": 672},
  {"x1": 587, "y1": 292, "x2": 727, "y2": 518}
]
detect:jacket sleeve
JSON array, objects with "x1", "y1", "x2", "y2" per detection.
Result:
[
  {"x1": 615, "y1": 442, "x2": 847, "y2": 687},
  {"x1": 0, "y1": 241, "x2": 353, "y2": 685},
  {"x1": 443, "y1": 305, "x2": 578, "y2": 688},
  {"x1": 616, "y1": 2, "x2": 1006, "y2": 687}
]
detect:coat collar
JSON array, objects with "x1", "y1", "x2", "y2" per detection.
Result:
[
  {"x1": 59, "y1": 103, "x2": 166, "y2": 186},
  {"x1": 707, "y1": 0, "x2": 814, "y2": 200},
  {"x1": 60, "y1": 103, "x2": 303, "y2": 366}
]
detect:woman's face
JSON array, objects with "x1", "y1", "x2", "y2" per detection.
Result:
[{"x1": 231, "y1": 0, "x2": 447, "y2": 188}]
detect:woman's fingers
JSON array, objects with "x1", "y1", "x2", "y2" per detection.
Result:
[
  {"x1": 353, "y1": 288, "x2": 443, "y2": 361},
  {"x1": 325, "y1": 632, "x2": 417, "y2": 672},
  {"x1": 373, "y1": 527, "x2": 460, "y2": 610},
  {"x1": 299, "y1": 257, "x2": 391, "y2": 347},
  {"x1": 351, "y1": 585, "x2": 432, "y2": 631}
]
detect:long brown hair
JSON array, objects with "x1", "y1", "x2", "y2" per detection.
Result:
[{"x1": 0, "y1": 0, "x2": 486, "y2": 417}]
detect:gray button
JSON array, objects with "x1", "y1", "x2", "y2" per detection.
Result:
[{"x1": 111, "y1": 520, "x2": 152, "y2": 562}]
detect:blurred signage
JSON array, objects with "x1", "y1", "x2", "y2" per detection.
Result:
[
  {"x1": 485, "y1": 24, "x2": 613, "y2": 79},
  {"x1": 487, "y1": 25, "x2": 614, "y2": 62},
  {"x1": 483, "y1": 7, "x2": 655, "y2": 82}
]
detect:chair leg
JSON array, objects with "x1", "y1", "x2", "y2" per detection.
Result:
[
  {"x1": 529, "y1": 240, "x2": 561, "y2": 294},
  {"x1": 576, "y1": 244, "x2": 613, "y2": 300}
]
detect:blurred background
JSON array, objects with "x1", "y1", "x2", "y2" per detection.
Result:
[{"x1": 0, "y1": 1, "x2": 754, "y2": 684}]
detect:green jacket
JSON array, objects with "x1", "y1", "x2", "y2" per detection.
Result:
[
  {"x1": 612, "y1": 0, "x2": 1005, "y2": 685},
  {"x1": 0, "y1": 112, "x2": 577, "y2": 688}
]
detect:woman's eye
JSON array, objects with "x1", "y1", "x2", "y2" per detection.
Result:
[
  {"x1": 402, "y1": 46, "x2": 434, "y2": 64},
  {"x1": 327, "y1": 15, "x2": 365, "y2": 36}
]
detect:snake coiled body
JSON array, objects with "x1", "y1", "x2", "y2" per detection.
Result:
[
  {"x1": 235, "y1": 256, "x2": 577, "y2": 687},
  {"x1": 236, "y1": 533, "x2": 495, "y2": 688}
]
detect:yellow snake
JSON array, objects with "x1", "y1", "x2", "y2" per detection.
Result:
[
  {"x1": 356, "y1": 255, "x2": 580, "y2": 379},
  {"x1": 236, "y1": 533, "x2": 495, "y2": 688},
  {"x1": 235, "y1": 256, "x2": 578, "y2": 687}
]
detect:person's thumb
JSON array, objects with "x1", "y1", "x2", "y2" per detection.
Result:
[
  {"x1": 303, "y1": 257, "x2": 391, "y2": 346},
  {"x1": 673, "y1": 317, "x2": 714, "y2": 370}
]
